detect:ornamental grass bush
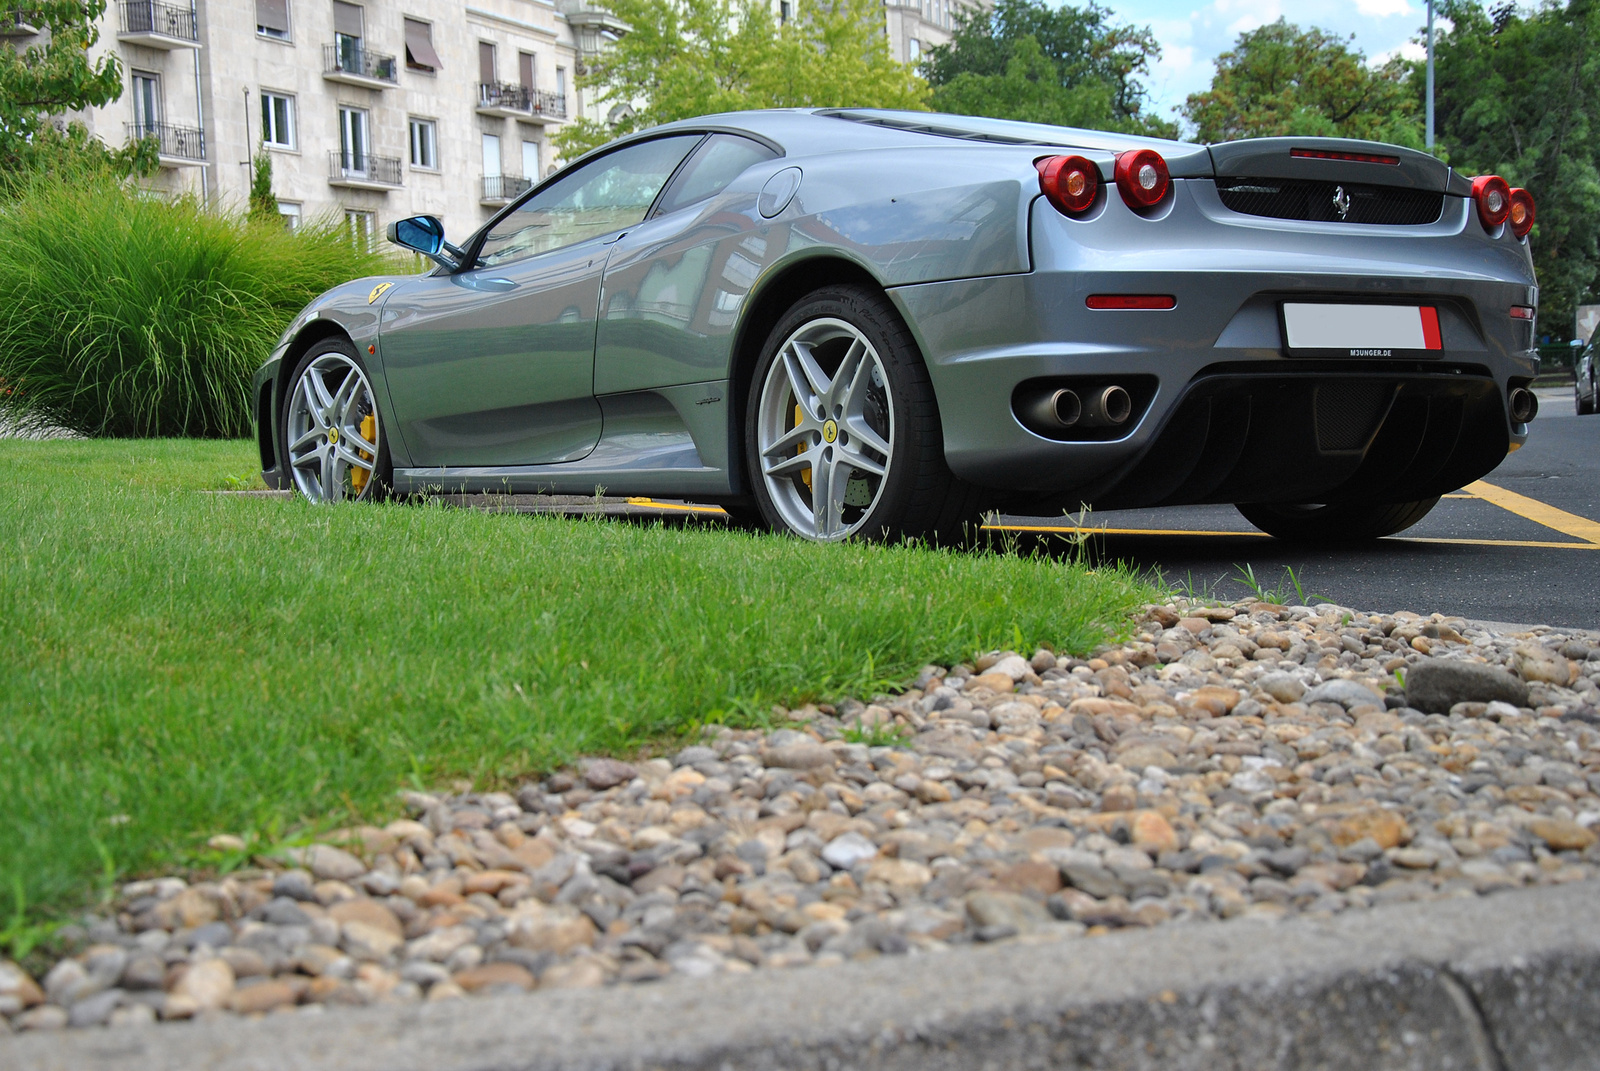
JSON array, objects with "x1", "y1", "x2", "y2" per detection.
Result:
[{"x1": 0, "y1": 177, "x2": 396, "y2": 437}]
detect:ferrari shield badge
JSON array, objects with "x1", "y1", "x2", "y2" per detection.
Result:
[{"x1": 368, "y1": 282, "x2": 394, "y2": 305}]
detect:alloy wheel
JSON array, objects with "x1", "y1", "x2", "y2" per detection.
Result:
[
  {"x1": 755, "y1": 317, "x2": 894, "y2": 540},
  {"x1": 286, "y1": 351, "x2": 382, "y2": 503}
]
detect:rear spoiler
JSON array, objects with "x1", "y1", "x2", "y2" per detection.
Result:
[{"x1": 1207, "y1": 136, "x2": 1468, "y2": 194}]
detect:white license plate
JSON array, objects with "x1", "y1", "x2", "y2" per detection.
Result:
[{"x1": 1282, "y1": 303, "x2": 1442, "y2": 356}]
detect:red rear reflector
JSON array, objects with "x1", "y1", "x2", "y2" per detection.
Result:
[
  {"x1": 1510, "y1": 305, "x2": 1536, "y2": 321},
  {"x1": 1290, "y1": 148, "x2": 1401, "y2": 165},
  {"x1": 1420, "y1": 307, "x2": 1442, "y2": 349},
  {"x1": 1086, "y1": 294, "x2": 1176, "y2": 310}
]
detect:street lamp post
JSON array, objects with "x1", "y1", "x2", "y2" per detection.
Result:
[{"x1": 1426, "y1": 0, "x2": 1435, "y2": 150}]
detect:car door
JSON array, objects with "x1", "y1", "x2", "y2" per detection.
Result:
[{"x1": 379, "y1": 134, "x2": 703, "y2": 467}]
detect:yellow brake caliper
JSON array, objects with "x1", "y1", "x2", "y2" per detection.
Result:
[
  {"x1": 351, "y1": 413, "x2": 376, "y2": 491},
  {"x1": 795, "y1": 403, "x2": 811, "y2": 489}
]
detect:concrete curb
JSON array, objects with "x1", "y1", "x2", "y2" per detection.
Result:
[{"x1": 6, "y1": 880, "x2": 1597, "y2": 1071}]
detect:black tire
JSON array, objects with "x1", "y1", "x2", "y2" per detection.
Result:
[
  {"x1": 743, "y1": 284, "x2": 983, "y2": 543},
  {"x1": 1236, "y1": 497, "x2": 1440, "y2": 542},
  {"x1": 712, "y1": 497, "x2": 769, "y2": 531},
  {"x1": 280, "y1": 338, "x2": 394, "y2": 502},
  {"x1": 1579, "y1": 380, "x2": 1596, "y2": 416}
]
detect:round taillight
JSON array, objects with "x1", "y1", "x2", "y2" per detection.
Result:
[
  {"x1": 1472, "y1": 175, "x2": 1511, "y2": 230},
  {"x1": 1508, "y1": 187, "x2": 1535, "y2": 239},
  {"x1": 1114, "y1": 149, "x2": 1170, "y2": 210},
  {"x1": 1037, "y1": 155, "x2": 1100, "y2": 216}
]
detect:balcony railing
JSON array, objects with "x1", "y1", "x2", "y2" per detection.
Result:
[
  {"x1": 125, "y1": 121, "x2": 205, "y2": 161},
  {"x1": 0, "y1": 8, "x2": 39, "y2": 35},
  {"x1": 323, "y1": 43, "x2": 398, "y2": 84},
  {"x1": 481, "y1": 175, "x2": 532, "y2": 202},
  {"x1": 477, "y1": 82, "x2": 568, "y2": 120},
  {"x1": 119, "y1": 0, "x2": 197, "y2": 41},
  {"x1": 328, "y1": 150, "x2": 402, "y2": 187}
]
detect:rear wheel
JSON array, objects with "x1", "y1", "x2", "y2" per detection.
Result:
[
  {"x1": 282, "y1": 339, "x2": 392, "y2": 503},
  {"x1": 744, "y1": 285, "x2": 980, "y2": 542},
  {"x1": 1578, "y1": 377, "x2": 1596, "y2": 416},
  {"x1": 1236, "y1": 498, "x2": 1440, "y2": 542}
]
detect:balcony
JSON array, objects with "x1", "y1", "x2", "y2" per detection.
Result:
[
  {"x1": 480, "y1": 175, "x2": 532, "y2": 206},
  {"x1": 323, "y1": 43, "x2": 398, "y2": 88},
  {"x1": 475, "y1": 82, "x2": 567, "y2": 124},
  {"x1": 125, "y1": 121, "x2": 205, "y2": 166},
  {"x1": 327, "y1": 150, "x2": 402, "y2": 190},
  {"x1": 0, "y1": 9, "x2": 38, "y2": 36},
  {"x1": 118, "y1": 0, "x2": 198, "y2": 48}
]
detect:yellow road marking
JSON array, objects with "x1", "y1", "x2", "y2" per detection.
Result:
[
  {"x1": 625, "y1": 497, "x2": 727, "y2": 514},
  {"x1": 1464, "y1": 480, "x2": 1600, "y2": 545},
  {"x1": 1441, "y1": 493, "x2": 1475, "y2": 499},
  {"x1": 1396, "y1": 536, "x2": 1600, "y2": 550}
]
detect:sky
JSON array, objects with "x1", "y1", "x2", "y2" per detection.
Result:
[{"x1": 1105, "y1": 0, "x2": 1443, "y2": 128}]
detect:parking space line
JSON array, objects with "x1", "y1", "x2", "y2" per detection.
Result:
[{"x1": 1463, "y1": 480, "x2": 1600, "y2": 545}]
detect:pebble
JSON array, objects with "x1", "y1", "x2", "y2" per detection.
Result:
[{"x1": 11, "y1": 600, "x2": 1600, "y2": 1032}]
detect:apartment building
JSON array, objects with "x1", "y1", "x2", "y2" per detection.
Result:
[
  {"x1": 41, "y1": 0, "x2": 976, "y2": 243},
  {"x1": 73, "y1": 0, "x2": 589, "y2": 240}
]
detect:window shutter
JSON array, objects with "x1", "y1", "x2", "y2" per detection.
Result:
[
  {"x1": 255, "y1": 0, "x2": 289, "y2": 34},
  {"x1": 518, "y1": 51, "x2": 534, "y2": 90},
  {"x1": 332, "y1": 1, "x2": 362, "y2": 37},
  {"x1": 478, "y1": 41, "x2": 495, "y2": 84},
  {"x1": 404, "y1": 17, "x2": 442, "y2": 68}
]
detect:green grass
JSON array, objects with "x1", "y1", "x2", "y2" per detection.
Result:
[
  {"x1": 0, "y1": 439, "x2": 1153, "y2": 927},
  {"x1": 0, "y1": 176, "x2": 396, "y2": 438}
]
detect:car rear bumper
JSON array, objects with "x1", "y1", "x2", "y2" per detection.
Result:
[{"x1": 892, "y1": 190, "x2": 1539, "y2": 509}]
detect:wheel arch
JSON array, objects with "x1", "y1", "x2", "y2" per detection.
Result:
[{"x1": 725, "y1": 254, "x2": 893, "y2": 495}]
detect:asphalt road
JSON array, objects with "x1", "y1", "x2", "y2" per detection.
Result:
[{"x1": 995, "y1": 386, "x2": 1600, "y2": 630}]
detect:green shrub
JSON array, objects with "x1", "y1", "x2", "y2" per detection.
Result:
[{"x1": 0, "y1": 177, "x2": 395, "y2": 437}]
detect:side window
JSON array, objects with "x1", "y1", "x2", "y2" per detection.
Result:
[
  {"x1": 652, "y1": 134, "x2": 779, "y2": 218},
  {"x1": 476, "y1": 135, "x2": 701, "y2": 268}
]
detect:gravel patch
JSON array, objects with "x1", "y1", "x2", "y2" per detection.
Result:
[{"x1": 7, "y1": 599, "x2": 1600, "y2": 1032}]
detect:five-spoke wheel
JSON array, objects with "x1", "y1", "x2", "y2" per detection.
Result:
[
  {"x1": 744, "y1": 286, "x2": 982, "y2": 543},
  {"x1": 283, "y1": 343, "x2": 389, "y2": 503}
]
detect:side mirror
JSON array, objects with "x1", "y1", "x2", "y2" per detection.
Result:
[
  {"x1": 1572, "y1": 339, "x2": 1585, "y2": 348},
  {"x1": 387, "y1": 215, "x2": 460, "y2": 269}
]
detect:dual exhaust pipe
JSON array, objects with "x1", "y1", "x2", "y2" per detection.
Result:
[{"x1": 1022, "y1": 385, "x2": 1134, "y2": 431}]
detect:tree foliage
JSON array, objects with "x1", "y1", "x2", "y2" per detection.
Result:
[
  {"x1": 0, "y1": 1, "x2": 152, "y2": 183},
  {"x1": 553, "y1": 0, "x2": 927, "y2": 160},
  {"x1": 1182, "y1": 19, "x2": 1423, "y2": 146},
  {"x1": 248, "y1": 151, "x2": 279, "y2": 225},
  {"x1": 1426, "y1": 0, "x2": 1600, "y2": 337},
  {"x1": 922, "y1": 0, "x2": 1175, "y2": 137}
]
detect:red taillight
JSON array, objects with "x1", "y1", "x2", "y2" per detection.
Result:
[
  {"x1": 1471, "y1": 175, "x2": 1511, "y2": 230},
  {"x1": 1289, "y1": 147, "x2": 1400, "y2": 165},
  {"x1": 1114, "y1": 149, "x2": 1170, "y2": 210},
  {"x1": 1037, "y1": 155, "x2": 1100, "y2": 216},
  {"x1": 1086, "y1": 294, "x2": 1176, "y2": 310},
  {"x1": 1508, "y1": 188, "x2": 1536, "y2": 238}
]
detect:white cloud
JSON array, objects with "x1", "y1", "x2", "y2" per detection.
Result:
[{"x1": 1355, "y1": 0, "x2": 1414, "y2": 16}]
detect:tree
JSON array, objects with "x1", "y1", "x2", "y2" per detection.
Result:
[
  {"x1": 1424, "y1": 0, "x2": 1600, "y2": 339},
  {"x1": 248, "y1": 150, "x2": 279, "y2": 224},
  {"x1": 1182, "y1": 19, "x2": 1423, "y2": 147},
  {"x1": 922, "y1": 0, "x2": 1175, "y2": 138},
  {"x1": 0, "y1": 0, "x2": 151, "y2": 182},
  {"x1": 553, "y1": 0, "x2": 927, "y2": 160}
]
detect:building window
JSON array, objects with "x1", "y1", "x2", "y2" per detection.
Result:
[
  {"x1": 332, "y1": 1, "x2": 363, "y2": 71},
  {"x1": 555, "y1": 66, "x2": 566, "y2": 101},
  {"x1": 338, "y1": 106, "x2": 369, "y2": 171},
  {"x1": 404, "y1": 16, "x2": 441, "y2": 71},
  {"x1": 779, "y1": 0, "x2": 790, "y2": 21},
  {"x1": 279, "y1": 201, "x2": 302, "y2": 231},
  {"x1": 131, "y1": 71, "x2": 160, "y2": 137},
  {"x1": 478, "y1": 40, "x2": 496, "y2": 90},
  {"x1": 518, "y1": 50, "x2": 534, "y2": 91},
  {"x1": 409, "y1": 117, "x2": 437, "y2": 169},
  {"x1": 521, "y1": 139, "x2": 539, "y2": 181},
  {"x1": 345, "y1": 209, "x2": 375, "y2": 249},
  {"x1": 260, "y1": 91, "x2": 296, "y2": 149},
  {"x1": 908, "y1": 38, "x2": 920, "y2": 62},
  {"x1": 482, "y1": 132, "x2": 501, "y2": 178},
  {"x1": 256, "y1": 0, "x2": 290, "y2": 39}
]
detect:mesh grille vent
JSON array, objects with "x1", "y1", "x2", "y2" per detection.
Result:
[{"x1": 1217, "y1": 177, "x2": 1444, "y2": 226}]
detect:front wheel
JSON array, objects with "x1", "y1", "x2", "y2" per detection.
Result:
[
  {"x1": 1236, "y1": 498, "x2": 1440, "y2": 542},
  {"x1": 282, "y1": 340, "x2": 392, "y2": 503},
  {"x1": 1578, "y1": 379, "x2": 1596, "y2": 416},
  {"x1": 744, "y1": 285, "x2": 980, "y2": 542}
]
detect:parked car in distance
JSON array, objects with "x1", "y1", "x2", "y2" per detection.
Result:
[
  {"x1": 1575, "y1": 337, "x2": 1598, "y2": 415},
  {"x1": 253, "y1": 109, "x2": 1541, "y2": 543}
]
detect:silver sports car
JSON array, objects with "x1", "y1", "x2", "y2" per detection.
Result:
[{"x1": 252, "y1": 109, "x2": 1541, "y2": 543}]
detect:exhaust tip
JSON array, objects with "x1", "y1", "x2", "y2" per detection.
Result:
[
  {"x1": 1099, "y1": 385, "x2": 1132, "y2": 425},
  {"x1": 1509, "y1": 387, "x2": 1538, "y2": 424},
  {"x1": 1051, "y1": 389, "x2": 1082, "y2": 427}
]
